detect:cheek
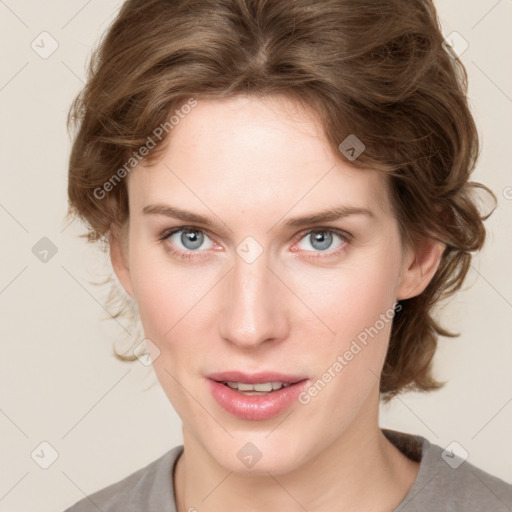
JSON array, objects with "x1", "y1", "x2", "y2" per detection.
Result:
[
  {"x1": 128, "y1": 224, "x2": 403, "y2": 358},
  {"x1": 294, "y1": 249, "x2": 402, "y2": 342},
  {"x1": 128, "y1": 249, "x2": 210, "y2": 413},
  {"x1": 127, "y1": 241, "x2": 220, "y2": 352},
  {"x1": 291, "y1": 243, "x2": 402, "y2": 403},
  {"x1": 128, "y1": 244, "x2": 187, "y2": 338}
]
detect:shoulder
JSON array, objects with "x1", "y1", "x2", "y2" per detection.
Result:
[
  {"x1": 61, "y1": 445, "x2": 183, "y2": 512},
  {"x1": 385, "y1": 430, "x2": 512, "y2": 512}
]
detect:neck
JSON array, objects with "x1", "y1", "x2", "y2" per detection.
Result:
[{"x1": 174, "y1": 392, "x2": 419, "y2": 512}]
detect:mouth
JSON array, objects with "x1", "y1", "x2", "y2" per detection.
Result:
[
  {"x1": 220, "y1": 380, "x2": 293, "y2": 395},
  {"x1": 207, "y1": 372, "x2": 309, "y2": 420}
]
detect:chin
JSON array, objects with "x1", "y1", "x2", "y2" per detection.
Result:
[{"x1": 205, "y1": 432, "x2": 314, "y2": 476}]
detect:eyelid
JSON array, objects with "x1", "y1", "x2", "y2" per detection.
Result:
[
  {"x1": 158, "y1": 225, "x2": 212, "y2": 241},
  {"x1": 293, "y1": 226, "x2": 352, "y2": 243},
  {"x1": 159, "y1": 225, "x2": 352, "y2": 259},
  {"x1": 289, "y1": 227, "x2": 352, "y2": 256},
  {"x1": 158, "y1": 225, "x2": 219, "y2": 249}
]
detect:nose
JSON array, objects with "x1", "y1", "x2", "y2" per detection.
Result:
[{"x1": 218, "y1": 251, "x2": 290, "y2": 350}]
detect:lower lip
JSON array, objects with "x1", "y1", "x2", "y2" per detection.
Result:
[{"x1": 208, "y1": 379, "x2": 309, "y2": 421}]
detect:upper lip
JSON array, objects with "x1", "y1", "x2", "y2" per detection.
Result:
[{"x1": 207, "y1": 371, "x2": 308, "y2": 384}]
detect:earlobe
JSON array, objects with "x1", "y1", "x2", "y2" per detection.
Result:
[
  {"x1": 396, "y1": 239, "x2": 445, "y2": 300},
  {"x1": 109, "y1": 225, "x2": 135, "y2": 298}
]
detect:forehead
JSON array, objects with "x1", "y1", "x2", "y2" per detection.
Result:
[{"x1": 128, "y1": 95, "x2": 391, "y2": 217}]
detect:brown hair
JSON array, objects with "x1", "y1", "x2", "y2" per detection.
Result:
[{"x1": 67, "y1": 0, "x2": 495, "y2": 399}]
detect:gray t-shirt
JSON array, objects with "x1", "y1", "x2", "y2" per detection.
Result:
[{"x1": 63, "y1": 429, "x2": 512, "y2": 511}]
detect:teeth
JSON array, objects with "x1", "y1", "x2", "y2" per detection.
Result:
[
  {"x1": 224, "y1": 381, "x2": 291, "y2": 392},
  {"x1": 238, "y1": 382, "x2": 256, "y2": 391},
  {"x1": 254, "y1": 383, "x2": 273, "y2": 392}
]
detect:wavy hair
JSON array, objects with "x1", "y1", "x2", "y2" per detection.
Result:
[{"x1": 67, "y1": 0, "x2": 495, "y2": 399}]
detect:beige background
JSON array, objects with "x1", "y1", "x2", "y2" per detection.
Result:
[{"x1": 0, "y1": 1, "x2": 511, "y2": 511}]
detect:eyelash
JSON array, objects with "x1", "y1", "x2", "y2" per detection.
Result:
[{"x1": 157, "y1": 226, "x2": 352, "y2": 261}]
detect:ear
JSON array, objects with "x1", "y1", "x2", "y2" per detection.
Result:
[
  {"x1": 109, "y1": 224, "x2": 135, "y2": 298},
  {"x1": 396, "y1": 238, "x2": 445, "y2": 300}
]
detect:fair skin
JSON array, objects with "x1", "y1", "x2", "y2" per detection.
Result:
[{"x1": 110, "y1": 95, "x2": 444, "y2": 512}]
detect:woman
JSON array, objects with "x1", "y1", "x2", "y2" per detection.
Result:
[{"x1": 63, "y1": 0, "x2": 511, "y2": 510}]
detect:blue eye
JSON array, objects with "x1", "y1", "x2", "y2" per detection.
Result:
[
  {"x1": 296, "y1": 230, "x2": 347, "y2": 253},
  {"x1": 164, "y1": 227, "x2": 214, "y2": 252},
  {"x1": 158, "y1": 226, "x2": 350, "y2": 261}
]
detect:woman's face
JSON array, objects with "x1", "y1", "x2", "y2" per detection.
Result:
[{"x1": 114, "y1": 95, "x2": 423, "y2": 474}]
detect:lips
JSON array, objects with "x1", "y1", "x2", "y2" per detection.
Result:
[
  {"x1": 224, "y1": 381, "x2": 291, "y2": 393},
  {"x1": 208, "y1": 371, "x2": 305, "y2": 384},
  {"x1": 207, "y1": 371, "x2": 309, "y2": 421}
]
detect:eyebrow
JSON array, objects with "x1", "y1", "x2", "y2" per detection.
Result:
[{"x1": 142, "y1": 203, "x2": 375, "y2": 230}]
